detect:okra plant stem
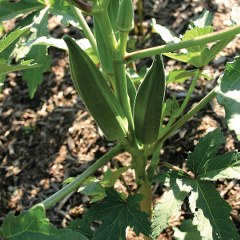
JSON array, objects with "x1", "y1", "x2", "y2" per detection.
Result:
[
  {"x1": 125, "y1": 25, "x2": 240, "y2": 62},
  {"x1": 41, "y1": 144, "x2": 123, "y2": 209},
  {"x1": 114, "y1": 32, "x2": 134, "y2": 135},
  {"x1": 71, "y1": 6, "x2": 99, "y2": 57},
  {"x1": 149, "y1": 88, "x2": 217, "y2": 155}
]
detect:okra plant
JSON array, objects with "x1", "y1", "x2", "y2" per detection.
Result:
[{"x1": 1, "y1": 0, "x2": 240, "y2": 239}]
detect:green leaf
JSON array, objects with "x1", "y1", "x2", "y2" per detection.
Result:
[
  {"x1": 190, "y1": 10, "x2": 213, "y2": 28},
  {"x1": 101, "y1": 167, "x2": 129, "y2": 187},
  {"x1": 50, "y1": 0, "x2": 78, "y2": 26},
  {"x1": 0, "y1": 204, "x2": 88, "y2": 240},
  {"x1": 22, "y1": 7, "x2": 51, "y2": 98},
  {"x1": 167, "y1": 69, "x2": 198, "y2": 84},
  {"x1": 165, "y1": 26, "x2": 233, "y2": 67},
  {"x1": 0, "y1": 0, "x2": 43, "y2": 22},
  {"x1": 151, "y1": 172, "x2": 192, "y2": 239},
  {"x1": 189, "y1": 181, "x2": 239, "y2": 240},
  {"x1": 78, "y1": 178, "x2": 106, "y2": 203},
  {"x1": 152, "y1": 18, "x2": 180, "y2": 44},
  {"x1": 173, "y1": 220, "x2": 202, "y2": 240},
  {"x1": 82, "y1": 188, "x2": 150, "y2": 239},
  {"x1": 0, "y1": 27, "x2": 29, "y2": 53},
  {"x1": 0, "y1": 59, "x2": 38, "y2": 75},
  {"x1": 187, "y1": 129, "x2": 225, "y2": 176},
  {"x1": 198, "y1": 151, "x2": 240, "y2": 180},
  {"x1": 216, "y1": 57, "x2": 240, "y2": 140},
  {"x1": 163, "y1": 97, "x2": 179, "y2": 117},
  {"x1": 182, "y1": 27, "x2": 213, "y2": 53}
]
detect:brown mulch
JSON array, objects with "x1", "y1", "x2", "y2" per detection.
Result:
[{"x1": 0, "y1": 0, "x2": 240, "y2": 239}]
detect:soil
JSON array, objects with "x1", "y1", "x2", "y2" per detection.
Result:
[{"x1": 0, "y1": 0, "x2": 240, "y2": 239}]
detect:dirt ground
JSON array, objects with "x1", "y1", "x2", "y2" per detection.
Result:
[{"x1": 0, "y1": 0, "x2": 240, "y2": 239}]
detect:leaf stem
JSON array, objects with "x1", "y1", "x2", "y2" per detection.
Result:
[
  {"x1": 159, "y1": 69, "x2": 201, "y2": 139},
  {"x1": 71, "y1": 6, "x2": 98, "y2": 57},
  {"x1": 41, "y1": 144, "x2": 123, "y2": 209},
  {"x1": 149, "y1": 88, "x2": 217, "y2": 155},
  {"x1": 125, "y1": 25, "x2": 240, "y2": 62}
]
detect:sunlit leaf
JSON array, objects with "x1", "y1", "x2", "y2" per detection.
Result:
[
  {"x1": 189, "y1": 181, "x2": 239, "y2": 240},
  {"x1": 189, "y1": 10, "x2": 213, "y2": 28},
  {"x1": 152, "y1": 18, "x2": 180, "y2": 44},
  {"x1": 0, "y1": 0, "x2": 43, "y2": 22},
  {"x1": 151, "y1": 172, "x2": 192, "y2": 239},
  {"x1": 216, "y1": 57, "x2": 240, "y2": 140},
  {"x1": 165, "y1": 26, "x2": 233, "y2": 67},
  {"x1": 0, "y1": 27, "x2": 29, "y2": 53},
  {"x1": 0, "y1": 59, "x2": 38, "y2": 75},
  {"x1": 173, "y1": 220, "x2": 202, "y2": 240},
  {"x1": 0, "y1": 204, "x2": 88, "y2": 240}
]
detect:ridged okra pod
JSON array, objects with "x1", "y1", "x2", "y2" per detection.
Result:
[
  {"x1": 116, "y1": 0, "x2": 134, "y2": 32},
  {"x1": 134, "y1": 55, "x2": 166, "y2": 144},
  {"x1": 63, "y1": 35, "x2": 128, "y2": 141}
]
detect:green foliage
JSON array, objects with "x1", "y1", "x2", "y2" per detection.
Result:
[
  {"x1": 152, "y1": 129, "x2": 240, "y2": 239},
  {"x1": 217, "y1": 57, "x2": 240, "y2": 140},
  {"x1": 173, "y1": 220, "x2": 202, "y2": 240},
  {"x1": 0, "y1": 0, "x2": 43, "y2": 22},
  {"x1": 0, "y1": 59, "x2": 38, "y2": 75},
  {"x1": 22, "y1": 7, "x2": 51, "y2": 98},
  {"x1": 1, "y1": 2, "x2": 240, "y2": 239},
  {"x1": 151, "y1": 173, "x2": 192, "y2": 238},
  {"x1": 0, "y1": 27, "x2": 38, "y2": 91},
  {"x1": 164, "y1": 11, "x2": 234, "y2": 67},
  {"x1": 189, "y1": 181, "x2": 239, "y2": 240},
  {"x1": 0, "y1": 204, "x2": 88, "y2": 240},
  {"x1": 78, "y1": 188, "x2": 150, "y2": 239}
]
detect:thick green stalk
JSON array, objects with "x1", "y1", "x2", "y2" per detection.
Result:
[
  {"x1": 125, "y1": 25, "x2": 240, "y2": 62},
  {"x1": 71, "y1": 6, "x2": 98, "y2": 57},
  {"x1": 41, "y1": 144, "x2": 123, "y2": 209},
  {"x1": 114, "y1": 32, "x2": 134, "y2": 134},
  {"x1": 149, "y1": 88, "x2": 217, "y2": 155}
]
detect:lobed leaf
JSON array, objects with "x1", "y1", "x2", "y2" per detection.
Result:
[
  {"x1": 0, "y1": 204, "x2": 88, "y2": 240},
  {"x1": 216, "y1": 57, "x2": 240, "y2": 140},
  {"x1": 0, "y1": 59, "x2": 38, "y2": 75},
  {"x1": 189, "y1": 10, "x2": 213, "y2": 29},
  {"x1": 22, "y1": 7, "x2": 51, "y2": 98},
  {"x1": 189, "y1": 181, "x2": 239, "y2": 240},
  {"x1": 198, "y1": 151, "x2": 240, "y2": 180},
  {"x1": 0, "y1": 27, "x2": 29, "y2": 53},
  {"x1": 173, "y1": 220, "x2": 202, "y2": 240},
  {"x1": 81, "y1": 188, "x2": 150, "y2": 239},
  {"x1": 0, "y1": 0, "x2": 43, "y2": 22},
  {"x1": 187, "y1": 129, "x2": 225, "y2": 176},
  {"x1": 151, "y1": 172, "x2": 192, "y2": 239},
  {"x1": 165, "y1": 26, "x2": 234, "y2": 67}
]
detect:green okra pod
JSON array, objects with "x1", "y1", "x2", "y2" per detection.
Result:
[
  {"x1": 63, "y1": 35, "x2": 128, "y2": 141},
  {"x1": 116, "y1": 0, "x2": 134, "y2": 32},
  {"x1": 133, "y1": 55, "x2": 166, "y2": 144}
]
